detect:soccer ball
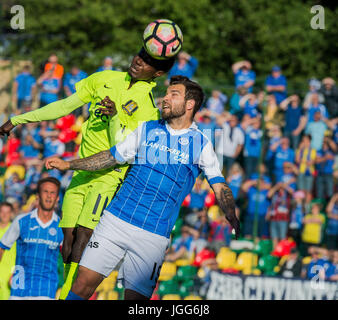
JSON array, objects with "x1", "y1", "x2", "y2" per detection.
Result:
[{"x1": 143, "y1": 19, "x2": 183, "y2": 60}]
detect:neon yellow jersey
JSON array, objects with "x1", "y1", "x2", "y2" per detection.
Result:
[{"x1": 75, "y1": 70, "x2": 160, "y2": 159}]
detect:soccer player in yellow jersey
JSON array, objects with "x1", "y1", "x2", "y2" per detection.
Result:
[{"x1": 0, "y1": 47, "x2": 176, "y2": 299}]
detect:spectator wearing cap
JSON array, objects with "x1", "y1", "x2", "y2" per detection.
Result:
[
  {"x1": 280, "y1": 94, "x2": 306, "y2": 150},
  {"x1": 265, "y1": 65, "x2": 287, "y2": 105},
  {"x1": 232, "y1": 60, "x2": 256, "y2": 93},
  {"x1": 12, "y1": 65, "x2": 36, "y2": 111},
  {"x1": 315, "y1": 137, "x2": 336, "y2": 200},
  {"x1": 278, "y1": 248, "x2": 303, "y2": 278},
  {"x1": 166, "y1": 51, "x2": 198, "y2": 84},
  {"x1": 319, "y1": 77, "x2": 338, "y2": 118},
  {"x1": 216, "y1": 113, "x2": 245, "y2": 175},
  {"x1": 288, "y1": 190, "x2": 305, "y2": 247},
  {"x1": 325, "y1": 194, "x2": 338, "y2": 251},
  {"x1": 96, "y1": 56, "x2": 116, "y2": 72},
  {"x1": 295, "y1": 134, "x2": 317, "y2": 202}
]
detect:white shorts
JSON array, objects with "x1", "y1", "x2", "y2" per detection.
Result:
[{"x1": 79, "y1": 211, "x2": 170, "y2": 298}]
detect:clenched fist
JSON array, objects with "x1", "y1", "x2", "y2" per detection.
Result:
[
  {"x1": 0, "y1": 120, "x2": 15, "y2": 137},
  {"x1": 98, "y1": 96, "x2": 117, "y2": 117},
  {"x1": 45, "y1": 157, "x2": 70, "y2": 171}
]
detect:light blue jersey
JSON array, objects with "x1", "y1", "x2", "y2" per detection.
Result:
[
  {"x1": 0, "y1": 209, "x2": 63, "y2": 299},
  {"x1": 108, "y1": 120, "x2": 225, "y2": 238}
]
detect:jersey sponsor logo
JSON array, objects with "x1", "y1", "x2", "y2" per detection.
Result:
[
  {"x1": 141, "y1": 140, "x2": 189, "y2": 164},
  {"x1": 104, "y1": 84, "x2": 112, "y2": 89},
  {"x1": 23, "y1": 238, "x2": 59, "y2": 249},
  {"x1": 88, "y1": 241, "x2": 99, "y2": 248},
  {"x1": 29, "y1": 226, "x2": 39, "y2": 231},
  {"x1": 122, "y1": 100, "x2": 138, "y2": 116}
]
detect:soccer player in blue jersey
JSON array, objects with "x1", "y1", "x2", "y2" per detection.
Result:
[
  {"x1": 0, "y1": 177, "x2": 63, "y2": 300},
  {"x1": 46, "y1": 76, "x2": 240, "y2": 300}
]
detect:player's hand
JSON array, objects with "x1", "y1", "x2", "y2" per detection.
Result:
[
  {"x1": 0, "y1": 120, "x2": 15, "y2": 137},
  {"x1": 98, "y1": 96, "x2": 117, "y2": 117},
  {"x1": 45, "y1": 157, "x2": 70, "y2": 171}
]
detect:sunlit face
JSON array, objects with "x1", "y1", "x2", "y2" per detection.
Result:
[
  {"x1": 0, "y1": 205, "x2": 12, "y2": 225},
  {"x1": 38, "y1": 182, "x2": 59, "y2": 211},
  {"x1": 128, "y1": 55, "x2": 159, "y2": 81},
  {"x1": 161, "y1": 84, "x2": 187, "y2": 121}
]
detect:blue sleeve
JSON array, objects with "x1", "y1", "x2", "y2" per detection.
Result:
[
  {"x1": 250, "y1": 71, "x2": 256, "y2": 81},
  {"x1": 265, "y1": 76, "x2": 272, "y2": 86},
  {"x1": 188, "y1": 56, "x2": 198, "y2": 73}
]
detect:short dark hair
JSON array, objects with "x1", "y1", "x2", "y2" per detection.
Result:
[
  {"x1": 37, "y1": 177, "x2": 61, "y2": 194},
  {"x1": 0, "y1": 202, "x2": 14, "y2": 212},
  {"x1": 138, "y1": 47, "x2": 175, "y2": 73},
  {"x1": 303, "y1": 134, "x2": 312, "y2": 141},
  {"x1": 169, "y1": 76, "x2": 205, "y2": 117}
]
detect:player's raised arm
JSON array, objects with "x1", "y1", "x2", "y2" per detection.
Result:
[
  {"x1": 211, "y1": 182, "x2": 240, "y2": 239},
  {"x1": 0, "y1": 93, "x2": 85, "y2": 137},
  {"x1": 45, "y1": 149, "x2": 118, "y2": 172}
]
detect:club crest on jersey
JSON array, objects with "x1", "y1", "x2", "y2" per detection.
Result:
[
  {"x1": 122, "y1": 100, "x2": 138, "y2": 116},
  {"x1": 178, "y1": 137, "x2": 189, "y2": 145}
]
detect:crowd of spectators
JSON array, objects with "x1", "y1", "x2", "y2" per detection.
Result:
[{"x1": 0, "y1": 53, "x2": 337, "y2": 296}]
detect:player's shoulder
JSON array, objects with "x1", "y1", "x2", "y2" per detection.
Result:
[
  {"x1": 87, "y1": 70, "x2": 127, "y2": 84},
  {"x1": 12, "y1": 211, "x2": 33, "y2": 226}
]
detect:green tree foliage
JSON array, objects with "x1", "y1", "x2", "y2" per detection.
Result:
[{"x1": 1, "y1": 0, "x2": 337, "y2": 95}]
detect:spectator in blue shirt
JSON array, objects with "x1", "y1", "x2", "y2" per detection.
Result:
[
  {"x1": 166, "y1": 52, "x2": 198, "y2": 84},
  {"x1": 226, "y1": 163, "x2": 244, "y2": 200},
  {"x1": 37, "y1": 70, "x2": 60, "y2": 107},
  {"x1": 19, "y1": 134, "x2": 41, "y2": 162},
  {"x1": 242, "y1": 178, "x2": 271, "y2": 240},
  {"x1": 43, "y1": 133, "x2": 65, "y2": 159},
  {"x1": 206, "y1": 90, "x2": 227, "y2": 116},
  {"x1": 266, "y1": 136, "x2": 295, "y2": 182},
  {"x1": 242, "y1": 117, "x2": 262, "y2": 178},
  {"x1": 304, "y1": 93, "x2": 329, "y2": 125},
  {"x1": 12, "y1": 65, "x2": 36, "y2": 110},
  {"x1": 63, "y1": 66, "x2": 88, "y2": 97},
  {"x1": 196, "y1": 112, "x2": 218, "y2": 147},
  {"x1": 315, "y1": 137, "x2": 336, "y2": 200},
  {"x1": 239, "y1": 93, "x2": 260, "y2": 119},
  {"x1": 265, "y1": 65, "x2": 287, "y2": 105},
  {"x1": 305, "y1": 111, "x2": 327, "y2": 151},
  {"x1": 96, "y1": 56, "x2": 116, "y2": 72},
  {"x1": 325, "y1": 194, "x2": 338, "y2": 251},
  {"x1": 232, "y1": 60, "x2": 256, "y2": 93},
  {"x1": 280, "y1": 95, "x2": 306, "y2": 149},
  {"x1": 229, "y1": 86, "x2": 247, "y2": 118}
]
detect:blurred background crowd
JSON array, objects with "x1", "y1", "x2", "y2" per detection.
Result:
[{"x1": 0, "y1": 49, "x2": 337, "y2": 299}]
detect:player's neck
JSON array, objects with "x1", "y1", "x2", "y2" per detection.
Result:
[
  {"x1": 167, "y1": 117, "x2": 192, "y2": 130},
  {"x1": 37, "y1": 207, "x2": 54, "y2": 224}
]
